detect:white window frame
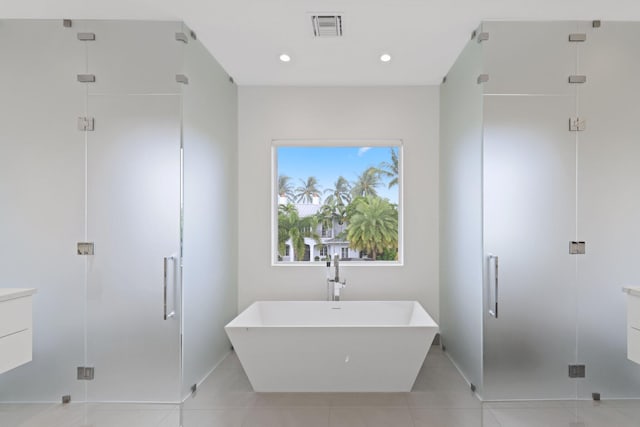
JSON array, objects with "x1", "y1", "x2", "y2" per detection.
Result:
[{"x1": 271, "y1": 139, "x2": 404, "y2": 267}]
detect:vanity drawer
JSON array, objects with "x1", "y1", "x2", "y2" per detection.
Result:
[
  {"x1": 629, "y1": 326, "x2": 640, "y2": 364},
  {"x1": 629, "y1": 295, "x2": 640, "y2": 329},
  {"x1": 0, "y1": 329, "x2": 33, "y2": 374},
  {"x1": 0, "y1": 296, "x2": 32, "y2": 338}
]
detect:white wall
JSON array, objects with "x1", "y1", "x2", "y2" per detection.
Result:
[{"x1": 238, "y1": 86, "x2": 440, "y2": 319}]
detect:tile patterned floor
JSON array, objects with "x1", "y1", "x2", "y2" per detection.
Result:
[
  {"x1": 2, "y1": 346, "x2": 639, "y2": 426},
  {"x1": 0, "y1": 402, "x2": 179, "y2": 427}
]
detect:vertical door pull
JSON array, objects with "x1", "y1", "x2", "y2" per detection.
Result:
[
  {"x1": 488, "y1": 254, "x2": 499, "y2": 318},
  {"x1": 163, "y1": 255, "x2": 176, "y2": 320}
]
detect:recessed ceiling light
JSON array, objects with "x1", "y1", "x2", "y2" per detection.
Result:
[
  {"x1": 380, "y1": 53, "x2": 392, "y2": 63},
  {"x1": 279, "y1": 53, "x2": 291, "y2": 63}
]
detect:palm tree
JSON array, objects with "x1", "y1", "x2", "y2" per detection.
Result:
[
  {"x1": 278, "y1": 204, "x2": 300, "y2": 259},
  {"x1": 323, "y1": 176, "x2": 352, "y2": 206},
  {"x1": 346, "y1": 195, "x2": 398, "y2": 260},
  {"x1": 316, "y1": 198, "x2": 348, "y2": 238},
  {"x1": 278, "y1": 175, "x2": 295, "y2": 203},
  {"x1": 379, "y1": 148, "x2": 399, "y2": 189},
  {"x1": 294, "y1": 176, "x2": 322, "y2": 203},
  {"x1": 317, "y1": 202, "x2": 335, "y2": 237},
  {"x1": 278, "y1": 203, "x2": 320, "y2": 261},
  {"x1": 351, "y1": 167, "x2": 382, "y2": 198}
]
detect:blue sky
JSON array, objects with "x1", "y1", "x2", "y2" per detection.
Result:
[{"x1": 277, "y1": 146, "x2": 399, "y2": 204}]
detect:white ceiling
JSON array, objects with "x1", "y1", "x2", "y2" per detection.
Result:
[{"x1": 3, "y1": 0, "x2": 640, "y2": 86}]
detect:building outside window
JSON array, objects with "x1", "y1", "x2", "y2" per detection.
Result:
[
  {"x1": 274, "y1": 142, "x2": 402, "y2": 265},
  {"x1": 319, "y1": 246, "x2": 328, "y2": 258}
]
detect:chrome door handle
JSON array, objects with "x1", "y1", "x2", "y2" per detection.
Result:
[
  {"x1": 163, "y1": 255, "x2": 176, "y2": 320},
  {"x1": 488, "y1": 254, "x2": 499, "y2": 318}
]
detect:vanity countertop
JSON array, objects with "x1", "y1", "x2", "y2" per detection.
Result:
[{"x1": 0, "y1": 288, "x2": 37, "y2": 303}]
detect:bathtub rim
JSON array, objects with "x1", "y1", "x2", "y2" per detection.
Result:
[{"x1": 225, "y1": 300, "x2": 439, "y2": 329}]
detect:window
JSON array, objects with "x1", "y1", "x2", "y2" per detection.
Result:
[{"x1": 273, "y1": 141, "x2": 402, "y2": 265}]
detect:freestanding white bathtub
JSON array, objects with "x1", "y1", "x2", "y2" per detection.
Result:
[{"x1": 224, "y1": 301, "x2": 439, "y2": 392}]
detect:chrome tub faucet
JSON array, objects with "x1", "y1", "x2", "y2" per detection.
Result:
[{"x1": 327, "y1": 254, "x2": 346, "y2": 301}]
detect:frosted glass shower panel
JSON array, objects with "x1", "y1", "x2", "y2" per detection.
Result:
[
  {"x1": 86, "y1": 95, "x2": 182, "y2": 402},
  {"x1": 439, "y1": 37, "x2": 484, "y2": 394},
  {"x1": 576, "y1": 22, "x2": 640, "y2": 399},
  {"x1": 482, "y1": 95, "x2": 577, "y2": 400},
  {"x1": 0, "y1": 20, "x2": 86, "y2": 402},
  {"x1": 180, "y1": 33, "x2": 239, "y2": 399},
  {"x1": 84, "y1": 21, "x2": 183, "y2": 95},
  {"x1": 482, "y1": 21, "x2": 578, "y2": 95}
]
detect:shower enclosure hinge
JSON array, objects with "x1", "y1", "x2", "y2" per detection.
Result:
[
  {"x1": 176, "y1": 74, "x2": 189, "y2": 85},
  {"x1": 476, "y1": 32, "x2": 489, "y2": 43},
  {"x1": 569, "y1": 33, "x2": 587, "y2": 42},
  {"x1": 77, "y1": 367, "x2": 95, "y2": 380},
  {"x1": 77, "y1": 242, "x2": 95, "y2": 255},
  {"x1": 77, "y1": 32, "x2": 96, "y2": 41},
  {"x1": 569, "y1": 117, "x2": 586, "y2": 132},
  {"x1": 477, "y1": 74, "x2": 489, "y2": 84},
  {"x1": 569, "y1": 241, "x2": 586, "y2": 255},
  {"x1": 77, "y1": 74, "x2": 96, "y2": 83},
  {"x1": 175, "y1": 32, "x2": 189, "y2": 44},
  {"x1": 568, "y1": 364, "x2": 586, "y2": 378},
  {"x1": 63, "y1": 19, "x2": 72, "y2": 28},
  {"x1": 569, "y1": 75, "x2": 587, "y2": 84},
  {"x1": 77, "y1": 117, "x2": 95, "y2": 131}
]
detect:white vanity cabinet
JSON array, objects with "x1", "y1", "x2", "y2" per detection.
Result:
[
  {"x1": 0, "y1": 289, "x2": 36, "y2": 374},
  {"x1": 623, "y1": 286, "x2": 640, "y2": 364}
]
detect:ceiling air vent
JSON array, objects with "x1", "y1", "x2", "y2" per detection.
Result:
[{"x1": 312, "y1": 15, "x2": 343, "y2": 37}]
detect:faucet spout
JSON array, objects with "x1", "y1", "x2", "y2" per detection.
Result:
[{"x1": 326, "y1": 253, "x2": 346, "y2": 301}]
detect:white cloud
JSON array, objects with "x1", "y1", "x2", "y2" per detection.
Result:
[{"x1": 357, "y1": 147, "x2": 372, "y2": 157}]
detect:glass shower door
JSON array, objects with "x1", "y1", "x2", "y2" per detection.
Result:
[
  {"x1": 482, "y1": 94, "x2": 578, "y2": 400},
  {"x1": 85, "y1": 94, "x2": 182, "y2": 402}
]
